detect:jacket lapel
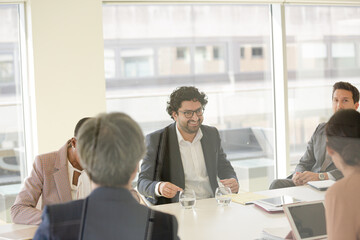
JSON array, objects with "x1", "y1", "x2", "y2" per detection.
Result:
[
  {"x1": 200, "y1": 127, "x2": 217, "y2": 192},
  {"x1": 53, "y1": 142, "x2": 72, "y2": 202}
]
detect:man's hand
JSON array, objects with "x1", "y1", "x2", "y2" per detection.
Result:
[
  {"x1": 292, "y1": 172, "x2": 303, "y2": 186},
  {"x1": 220, "y1": 178, "x2": 239, "y2": 193},
  {"x1": 159, "y1": 182, "x2": 183, "y2": 198},
  {"x1": 292, "y1": 171, "x2": 324, "y2": 185}
]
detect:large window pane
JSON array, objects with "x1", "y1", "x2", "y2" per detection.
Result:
[
  {"x1": 0, "y1": 5, "x2": 25, "y2": 187},
  {"x1": 103, "y1": 4, "x2": 274, "y2": 191},
  {"x1": 286, "y1": 6, "x2": 360, "y2": 171}
]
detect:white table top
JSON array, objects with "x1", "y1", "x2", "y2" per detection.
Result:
[
  {"x1": 152, "y1": 185, "x2": 326, "y2": 240},
  {"x1": 0, "y1": 185, "x2": 325, "y2": 240},
  {"x1": 0, "y1": 224, "x2": 37, "y2": 240}
]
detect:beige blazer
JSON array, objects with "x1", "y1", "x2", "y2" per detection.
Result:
[{"x1": 11, "y1": 142, "x2": 72, "y2": 225}]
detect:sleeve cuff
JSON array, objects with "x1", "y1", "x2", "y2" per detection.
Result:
[
  {"x1": 327, "y1": 172, "x2": 335, "y2": 181},
  {"x1": 155, "y1": 182, "x2": 162, "y2": 197}
]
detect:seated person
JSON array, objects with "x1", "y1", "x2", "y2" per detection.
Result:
[
  {"x1": 33, "y1": 112, "x2": 179, "y2": 240},
  {"x1": 270, "y1": 82, "x2": 359, "y2": 189},
  {"x1": 11, "y1": 118, "x2": 92, "y2": 225},
  {"x1": 325, "y1": 109, "x2": 360, "y2": 240},
  {"x1": 138, "y1": 86, "x2": 238, "y2": 205}
]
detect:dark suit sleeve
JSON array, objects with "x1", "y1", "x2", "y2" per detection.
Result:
[
  {"x1": 215, "y1": 129, "x2": 238, "y2": 181},
  {"x1": 328, "y1": 169, "x2": 343, "y2": 180},
  {"x1": 295, "y1": 124, "x2": 321, "y2": 173},
  {"x1": 32, "y1": 206, "x2": 51, "y2": 240},
  {"x1": 292, "y1": 136, "x2": 318, "y2": 177},
  {"x1": 152, "y1": 211, "x2": 179, "y2": 240},
  {"x1": 137, "y1": 133, "x2": 161, "y2": 202}
]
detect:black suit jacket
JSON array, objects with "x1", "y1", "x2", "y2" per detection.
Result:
[
  {"x1": 138, "y1": 123, "x2": 237, "y2": 205},
  {"x1": 33, "y1": 187, "x2": 179, "y2": 240}
]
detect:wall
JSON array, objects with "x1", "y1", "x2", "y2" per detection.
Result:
[{"x1": 26, "y1": 0, "x2": 106, "y2": 158}]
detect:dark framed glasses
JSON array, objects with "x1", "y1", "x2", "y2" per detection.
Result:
[{"x1": 178, "y1": 107, "x2": 204, "y2": 118}]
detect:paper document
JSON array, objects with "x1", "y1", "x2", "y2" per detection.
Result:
[
  {"x1": 307, "y1": 180, "x2": 335, "y2": 191},
  {"x1": 253, "y1": 201, "x2": 283, "y2": 213},
  {"x1": 231, "y1": 192, "x2": 267, "y2": 205}
]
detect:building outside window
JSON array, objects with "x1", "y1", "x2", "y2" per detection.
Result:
[
  {"x1": 285, "y1": 5, "x2": 360, "y2": 171},
  {"x1": 103, "y1": 4, "x2": 274, "y2": 192},
  {"x1": 0, "y1": 4, "x2": 26, "y2": 187}
]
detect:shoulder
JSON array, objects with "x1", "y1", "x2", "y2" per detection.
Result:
[
  {"x1": 34, "y1": 150, "x2": 59, "y2": 170},
  {"x1": 200, "y1": 125, "x2": 219, "y2": 135},
  {"x1": 315, "y1": 122, "x2": 327, "y2": 133},
  {"x1": 146, "y1": 123, "x2": 174, "y2": 141}
]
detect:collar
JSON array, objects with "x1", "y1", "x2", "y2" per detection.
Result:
[
  {"x1": 55, "y1": 140, "x2": 71, "y2": 169},
  {"x1": 89, "y1": 186, "x2": 138, "y2": 203},
  {"x1": 175, "y1": 123, "x2": 203, "y2": 144}
]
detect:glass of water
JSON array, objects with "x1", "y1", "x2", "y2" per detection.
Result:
[
  {"x1": 215, "y1": 187, "x2": 232, "y2": 206},
  {"x1": 179, "y1": 189, "x2": 196, "y2": 209}
]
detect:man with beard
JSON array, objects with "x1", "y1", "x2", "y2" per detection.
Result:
[{"x1": 138, "y1": 86, "x2": 238, "y2": 205}]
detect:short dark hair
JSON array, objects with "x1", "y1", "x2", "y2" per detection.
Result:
[
  {"x1": 326, "y1": 109, "x2": 360, "y2": 166},
  {"x1": 74, "y1": 117, "x2": 91, "y2": 137},
  {"x1": 332, "y1": 81, "x2": 359, "y2": 104},
  {"x1": 166, "y1": 86, "x2": 208, "y2": 119}
]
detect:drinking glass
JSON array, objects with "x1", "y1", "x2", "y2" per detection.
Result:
[
  {"x1": 215, "y1": 187, "x2": 232, "y2": 206},
  {"x1": 179, "y1": 189, "x2": 196, "y2": 209}
]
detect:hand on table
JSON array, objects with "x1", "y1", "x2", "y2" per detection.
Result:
[
  {"x1": 220, "y1": 178, "x2": 239, "y2": 193},
  {"x1": 292, "y1": 171, "x2": 324, "y2": 186},
  {"x1": 159, "y1": 182, "x2": 183, "y2": 198}
]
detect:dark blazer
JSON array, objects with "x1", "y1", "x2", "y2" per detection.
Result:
[
  {"x1": 295, "y1": 122, "x2": 343, "y2": 179},
  {"x1": 33, "y1": 187, "x2": 179, "y2": 240},
  {"x1": 138, "y1": 123, "x2": 237, "y2": 205}
]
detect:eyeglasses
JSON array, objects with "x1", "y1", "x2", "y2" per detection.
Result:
[{"x1": 178, "y1": 108, "x2": 204, "y2": 118}]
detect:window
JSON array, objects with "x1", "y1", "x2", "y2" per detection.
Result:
[
  {"x1": 103, "y1": 4, "x2": 274, "y2": 192},
  {"x1": 213, "y1": 47, "x2": 220, "y2": 60},
  {"x1": 120, "y1": 48, "x2": 154, "y2": 78},
  {"x1": 159, "y1": 47, "x2": 190, "y2": 75},
  {"x1": 104, "y1": 49, "x2": 116, "y2": 78},
  {"x1": 240, "y1": 47, "x2": 245, "y2": 59},
  {"x1": 195, "y1": 45, "x2": 225, "y2": 74},
  {"x1": 285, "y1": 5, "x2": 360, "y2": 171},
  {"x1": 176, "y1": 47, "x2": 187, "y2": 60},
  {"x1": 252, "y1": 47, "x2": 263, "y2": 58},
  {"x1": 0, "y1": 5, "x2": 26, "y2": 186}
]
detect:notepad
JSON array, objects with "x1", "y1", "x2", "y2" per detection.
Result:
[
  {"x1": 307, "y1": 180, "x2": 335, "y2": 191},
  {"x1": 231, "y1": 192, "x2": 267, "y2": 205}
]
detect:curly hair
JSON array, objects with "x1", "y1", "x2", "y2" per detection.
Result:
[
  {"x1": 332, "y1": 81, "x2": 359, "y2": 104},
  {"x1": 166, "y1": 86, "x2": 208, "y2": 119},
  {"x1": 326, "y1": 109, "x2": 360, "y2": 166}
]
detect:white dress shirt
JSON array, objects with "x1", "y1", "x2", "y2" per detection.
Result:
[
  {"x1": 67, "y1": 160, "x2": 91, "y2": 200},
  {"x1": 176, "y1": 127, "x2": 213, "y2": 199}
]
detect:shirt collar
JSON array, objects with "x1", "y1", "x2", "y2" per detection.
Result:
[{"x1": 175, "y1": 124, "x2": 203, "y2": 144}]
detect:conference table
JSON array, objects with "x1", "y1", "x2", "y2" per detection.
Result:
[
  {"x1": 0, "y1": 185, "x2": 325, "y2": 240},
  {"x1": 152, "y1": 185, "x2": 326, "y2": 240}
]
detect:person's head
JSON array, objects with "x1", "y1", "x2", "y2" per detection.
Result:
[
  {"x1": 69, "y1": 117, "x2": 92, "y2": 148},
  {"x1": 68, "y1": 117, "x2": 92, "y2": 168},
  {"x1": 332, "y1": 82, "x2": 359, "y2": 113},
  {"x1": 166, "y1": 86, "x2": 208, "y2": 135},
  {"x1": 326, "y1": 109, "x2": 360, "y2": 171},
  {"x1": 77, "y1": 112, "x2": 145, "y2": 188}
]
